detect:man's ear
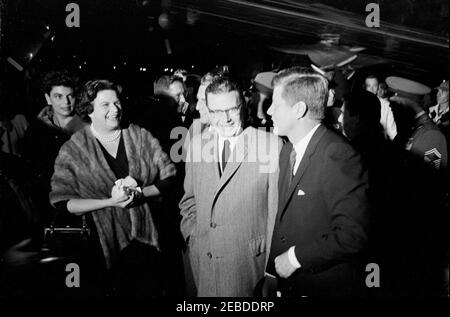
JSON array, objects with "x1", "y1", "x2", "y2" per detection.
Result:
[
  {"x1": 44, "y1": 93, "x2": 52, "y2": 106},
  {"x1": 292, "y1": 101, "x2": 307, "y2": 119}
]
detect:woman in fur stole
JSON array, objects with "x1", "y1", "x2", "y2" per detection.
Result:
[{"x1": 49, "y1": 79, "x2": 177, "y2": 295}]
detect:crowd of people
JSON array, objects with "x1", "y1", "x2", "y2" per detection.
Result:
[{"x1": 0, "y1": 63, "x2": 448, "y2": 297}]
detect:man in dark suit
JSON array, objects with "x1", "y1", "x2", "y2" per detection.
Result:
[{"x1": 264, "y1": 67, "x2": 370, "y2": 296}]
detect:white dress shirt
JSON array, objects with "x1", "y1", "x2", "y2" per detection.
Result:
[
  {"x1": 292, "y1": 124, "x2": 321, "y2": 175},
  {"x1": 429, "y1": 103, "x2": 449, "y2": 124},
  {"x1": 379, "y1": 97, "x2": 397, "y2": 141}
]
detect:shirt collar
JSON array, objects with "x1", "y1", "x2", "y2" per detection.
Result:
[
  {"x1": 212, "y1": 125, "x2": 243, "y2": 149},
  {"x1": 413, "y1": 111, "x2": 429, "y2": 128},
  {"x1": 218, "y1": 132, "x2": 241, "y2": 150},
  {"x1": 292, "y1": 123, "x2": 321, "y2": 159}
]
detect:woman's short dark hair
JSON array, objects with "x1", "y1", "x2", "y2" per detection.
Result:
[{"x1": 76, "y1": 79, "x2": 122, "y2": 121}]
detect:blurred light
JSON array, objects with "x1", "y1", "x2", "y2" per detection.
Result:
[
  {"x1": 143, "y1": 68, "x2": 147, "y2": 72},
  {"x1": 7, "y1": 57, "x2": 23, "y2": 72},
  {"x1": 158, "y1": 12, "x2": 173, "y2": 30},
  {"x1": 191, "y1": 65, "x2": 194, "y2": 69},
  {"x1": 79, "y1": 65, "x2": 82, "y2": 69},
  {"x1": 164, "y1": 68, "x2": 169, "y2": 72},
  {"x1": 137, "y1": 0, "x2": 152, "y2": 7},
  {"x1": 113, "y1": 66, "x2": 116, "y2": 70},
  {"x1": 164, "y1": 39, "x2": 172, "y2": 55},
  {"x1": 123, "y1": 62, "x2": 127, "y2": 66},
  {"x1": 51, "y1": 36, "x2": 56, "y2": 42},
  {"x1": 45, "y1": 25, "x2": 50, "y2": 30},
  {"x1": 186, "y1": 9, "x2": 199, "y2": 26},
  {"x1": 29, "y1": 53, "x2": 33, "y2": 58}
]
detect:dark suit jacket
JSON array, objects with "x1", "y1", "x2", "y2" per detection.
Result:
[{"x1": 266, "y1": 125, "x2": 370, "y2": 296}]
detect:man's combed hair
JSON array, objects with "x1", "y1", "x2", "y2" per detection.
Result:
[
  {"x1": 200, "y1": 72, "x2": 222, "y2": 86},
  {"x1": 377, "y1": 82, "x2": 390, "y2": 99},
  {"x1": 41, "y1": 70, "x2": 76, "y2": 95},
  {"x1": 205, "y1": 76, "x2": 244, "y2": 106},
  {"x1": 201, "y1": 65, "x2": 229, "y2": 86},
  {"x1": 76, "y1": 79, "x2": 122, "y2": 121},
  {"x1": 365, "y1": 74, "x2": 379, "y2": 81},
  {"x1": 272, "y1": 66, "x2": 328, "y2": 120}
]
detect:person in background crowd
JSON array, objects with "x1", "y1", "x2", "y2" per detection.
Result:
[
  {"x1": 248, "y1": 71, "x2": 276, "y2": 128},
  {"x1": 0, "y1": 108, "x2": 29, "y2": 157},
  {"x1": 429, "y1": 80, "x2": 449, "y2": 136},
  {"x1": 364, "y1": 74, "x2": 379, "y2": 95},
  {"x1": 377, "y1": 82, "x2": 398, "y2": 141},
  {"x1": 365, "y1": 75, "x2": 397, "y2": 141},
  {"x1": 192, "y1": 71, "x2": 218, "y2": 133},
  {"x1": 138, "y1": 75, "x2": 189, "y2": 158},
  {"x1": 323, "y1": 70, "x2": 345, "y2": 134},
  {"x1": 154, "y1": 74, "x2": 193, "y2": 128},
  {"x1": 0, "y1": 151, "x2": 41, "y2": 296},
  {"x1": 342, "y1": 89, "x2": 384, "y2": 158},
  {"x1": 22, "y1": 70, "x2": 87, "y2": 227},
  {"x1": 173, "y1": 69, "x2": 201, "y2": 121}
]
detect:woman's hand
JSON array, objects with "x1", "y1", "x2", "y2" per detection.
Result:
[
  {"x1": 111, "y1": 176, "x2": 145, "y2": 207},
  {"x1": 109, "y1": 185, "x2": 135, "y2": 208},
  {"x1": 109, "y1": 192, "x2": 135, "y2": 208}
]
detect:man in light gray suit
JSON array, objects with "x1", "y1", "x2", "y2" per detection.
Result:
[{"x1": 179, "y1": 77, "x2": 281, "y2": 297}]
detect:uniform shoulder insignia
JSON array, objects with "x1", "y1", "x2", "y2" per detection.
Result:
[{"x1": 424, "y1": 148, "x2": 442, "y2": 169}]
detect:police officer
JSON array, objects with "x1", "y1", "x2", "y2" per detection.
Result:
[
  {"x1": 387, "y1": 76, "x2": 447, "y2": 174},
  {"x1": 429, "y1": 80, "x2": 449, "y2": 137},
  {"x1": 386, "y1": 76, "x2": 448, "y2": 296}
]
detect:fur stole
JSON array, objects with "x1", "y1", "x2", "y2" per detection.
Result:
[{"x1": 49, "y1": 124, "x2": 176, "y2": 269}]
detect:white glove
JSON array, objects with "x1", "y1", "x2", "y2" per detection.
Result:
[{"x1": 113, "y1": 176, "x2": 142, "y2": 198}]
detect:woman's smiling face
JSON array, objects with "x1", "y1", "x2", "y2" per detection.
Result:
[{"x1": 89, "y1": 89, "x2": 122, "y2": 133}]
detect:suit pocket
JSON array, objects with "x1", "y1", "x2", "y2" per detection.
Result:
[{"x1": 249, "y1": 235, "x2": 266, "y2": 257}]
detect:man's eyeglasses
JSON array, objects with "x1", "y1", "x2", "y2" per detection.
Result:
[{"x1": 207, "y1": 103, "x2": 242, "y2": 117}]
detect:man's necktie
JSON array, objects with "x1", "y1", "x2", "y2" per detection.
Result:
[
  {"x1": 222, "y1": 139, "x2": 231, "y2": 173},
  {"x1": 288, "y1": 148, "x2": 297, "y2": 188}
]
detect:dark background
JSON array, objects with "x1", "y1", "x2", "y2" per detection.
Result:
[{"x1": 0, "y1": 0, "x2": 448, "y2": 115}]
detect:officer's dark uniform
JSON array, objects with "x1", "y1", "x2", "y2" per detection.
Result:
[
  {"x1": 405, "y1": 111, "x2": 448, "y2": 173},
  {"x1": 385, "y1": 77, "x2": 448, "y2": 296}
]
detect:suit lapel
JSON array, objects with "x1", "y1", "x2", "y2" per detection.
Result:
[
  {"x1": 279, "y1": 125, "x2": 327, "y2": 219},
  {"x1": 278, "y1": 141, "x2": 293, "y2": 212},
  {"x1": 202, "y1": 130, "x2": 221, "y2": 181},
  {"x1": 211, "y1": 127, "x2": 251, "y2": 209}
]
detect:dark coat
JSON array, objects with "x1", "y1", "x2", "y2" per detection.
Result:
[{"x1": 266, "y1": 125, "x2": 370, "y2": 296}]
